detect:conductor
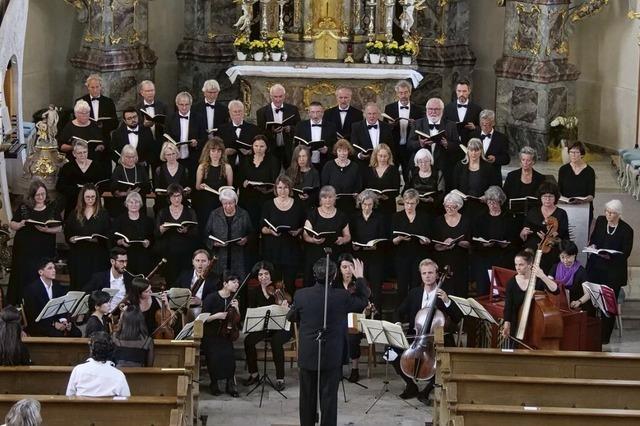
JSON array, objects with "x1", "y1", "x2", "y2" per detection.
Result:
[{"x1": 287, "y1": 256, "x2": 370, "y2": 426}]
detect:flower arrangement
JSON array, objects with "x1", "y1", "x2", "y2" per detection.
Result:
[
  {"x1": 399, "y1": 41, "x2": 418, "y2": 57},
  {"x1": 385, "y1": 41, "x2": 400, "y2": 56},
  {"x1": 267, "y1": 37, "x2": 285, "y2": 53},
  {"x1": 550, "y1": 115, "x2": 579, "y2": 146},
  {"x1": 249, "y1": 39, "x2": 267, "y2": 53},
  {"x1": 233, "y1": 35, "x2": 251, "y2": 54},
  {"x1": 365, "y1": 40, "x2": 384, "y2": 55}
]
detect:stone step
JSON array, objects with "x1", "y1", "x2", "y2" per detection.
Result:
[{"x1": 621, "y1": 315, "x2": 640, "y2": 330}]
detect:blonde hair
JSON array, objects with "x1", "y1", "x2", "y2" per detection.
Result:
[{"x1": 369, "y1": 143, "x2": 394, "y2": 168}]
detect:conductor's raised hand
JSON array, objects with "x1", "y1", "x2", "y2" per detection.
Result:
[{"x1": 352, "y1": 258, "x2": 365, "y2": 279}]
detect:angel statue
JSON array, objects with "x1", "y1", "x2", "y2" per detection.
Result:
[
  {"x1": 234, "y1": 0, "x2": 254, "y2": 33},
  {"x1": 399, "y1": 0, "x2": 425, "y2": 38}
]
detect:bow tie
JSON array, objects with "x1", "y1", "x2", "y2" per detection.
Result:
[
  {"x1": 206, "y1": 103, "x2": 215, "y2": 109},
  {"x1": 91, "y1": 97, "x2": 100, "y2": 102},
  {"x1": 311, "y1": 123, "x2": 322, "y2": 127},
  {"x1": 367, "y1": 124, "x2": 378, "y2": 130},
  {"x1": 234, "y1": 125, "x2": 242, "y2": 129},
  {"x1": 339, "y1": 109, "x2": 349, "y2": 113},
  {"x1": 274, "y1": 108, "x2": 282, "y2": 114},
  {"x1": 127, "y1": 129, "x2": 138, "y2": 135},
  {"x1": 457, "y1": 104, "x2": 468, "y2": 108},
  {"x1": 428, "y1": 123, "x2": 438, "y2": 130},
  {"x1": 400, "y1": 106, "x2": 409, "y2": 110},
  {"x1": 179, "y1": 115, "x2": 189, "y2": 120},
  {"x1": 143, "y1": 103, "x2": 155, "y2": 109},
  {"x1": 481, "y1": 133, "x2": 491, "y2": 139}
]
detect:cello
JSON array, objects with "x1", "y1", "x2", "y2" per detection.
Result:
[
  {"x1": 514, "y1": 216, "x2": 563, "y2": 349},
  {"x1": 400, "y1": 265, "x2": 452, "y2": 381}
]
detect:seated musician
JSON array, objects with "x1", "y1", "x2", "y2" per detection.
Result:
[
  {"x1": 0, "y1": 306, "x2": 31, "y2": 366},
  {"x1": 84, "y1": 290, "x2": 111, "y2": 337},
  {"x1": 502, "y1": 249, "x2": 559, "y2": 344},
  {"x1": 550, "y1": 240, "x2": 588, "y2": 306},
  {"x1": 393, "y1": 258, "x2": 461, "y2": 404},
  {"x1": 66, "y1": 331, "x2": 131, "y2": 397},
  {"x1": 243, "y1": 261, "x2": 292, "y2": 391},
  {"x1": 175, "y1": 249, "x2": 220, "y2": 313},
  {"x1": 82, "y1": 247, "x2": 130, "y2": 312},
  {"x1": 112, "y1": 305, "x2": 154, "y2": 367},
  {"x1": 23, "y1": 259, "x2": 82, "y2": 337},
  {"x1": 202, "y1": 273, "x2": 241, "y2": 397},
  {"x1": 124, "y1": 276, "x2": 169, "y2": 336}
]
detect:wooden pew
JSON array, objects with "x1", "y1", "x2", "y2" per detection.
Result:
[
  {"x1": 449, "y1": 404, "x2": 640, "y2": 426},
  {"x1": 0, "y1": 395, "x2": 183, "y2": 426},
  {"x1": 0, "y1": 366, "x2": 189, "y2": 399}
]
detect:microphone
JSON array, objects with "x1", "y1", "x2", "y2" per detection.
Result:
[{"x1": 323, "y1": 247, "x2": 333, "y2": 255}]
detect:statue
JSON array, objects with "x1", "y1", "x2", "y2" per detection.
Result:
[
  {"x1": 234, "y1": 0, "x2": 255, "y2": 34},
  {"x1": 24, "y1": 105, "x2": 66, "y2": 184}
]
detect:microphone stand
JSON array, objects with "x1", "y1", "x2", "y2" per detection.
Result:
[{"x1": 315, "y1": 247, "x2": 331, "y2": 426}]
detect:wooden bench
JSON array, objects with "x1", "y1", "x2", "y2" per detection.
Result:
[
  {"x1": 449, "y1": 404, "x2": 640, "y2": 426},
  {"x1": 0, "y1": 395, "x2": 183, "y2": 426}
]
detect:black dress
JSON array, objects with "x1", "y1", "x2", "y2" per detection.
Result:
[
  {"x1": 558, "y1": 163, "x2": 596, "y2": 223},
  {"x1": 303, "y1": 208, "x2": 350, "y2": 287},
  {"x1": 350, "y1": 211, "x2": 388, "y2": 304},
  {"x1": 522, "y1": 207, "x2": 569, "y2": 273},
  {"x1": 405, "y1": 167, "x2": 443, "y2": 217},
  {"x1": 64, "y1": 210, "x2": 111, "y2": 291},
  {"x1": 7, "y1": 204, "x2": 60, "y2": 305},
  {"x1": 112, "y1": 213, "x2": 155, "y2": 275},
  {"x1": 56, "y1": 160, "x2": 108, "y2": 215},
  {"x1": 141, "y1": 298, "x2": 161, "y2": 336},
  {"x1": 154, "y1": 206, "x2": 199, "y2": 286},
  {"x1": 391, "y1": 210, "x2": 431, "y2": 301},
  {"x1": 362, "y1": 166, "x2": 401, "y2": 217},
  {"x1": 58, "y1": 122, "x2": 104, "y2": 162},
  {"x1": 108, "y1": 164, "x2": 151, "y2": 217},
  {"x1": 292, "y1": 168, "x2": 320, "y2": 212},
  {"x1": 112, "y1": 336, "x2": 154, "y2": 367},
  {"x1": 260, "y1": 199, "x2": 306, "y2": 294},
  {"x1": 202, "y1": 291, "x2": 237, "y2": 381},
  {"x1": 431, "y1": 214, "x2": 471, "y2": 298},
  {"x1": 84, "y1": 314, "x2": 109, "y2": 337},
  {"x1": 194, "y1": 165, "x2": 229, "y2": 232},
  {"x1": 503, "y1": 277, "x2": 556, "y2": 330},
  {"x1": 470, "y1": 209, "x2": 519, "y2": 295},
  {"x1": 154, "y1": 163, "x2": 190, "y2": 213},
  {"x1": 321, "y1": 160, "x2": 362, "y2": 214},
  {"x1": 503, "y1": 168, "x2": 546, "y2": 229},
  {"x1": 238, "y1": 155, "x2": 280, "y2": 229}
]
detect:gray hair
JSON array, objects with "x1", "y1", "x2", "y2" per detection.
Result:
[
  {"x1": 364, "y1": 102, "x2": 380, "y2": 113},
  {"x1": 426, "y1": 98, "x2": 444, "y2": 110},
  {"x1": 394, "y1": 80, "x2": 412, "y2": 93},
  {"x1": 125, "y1": 191, "x2": 143, "y2": 206},
  {"x1": 479, "y1": 109, "x2": 495, "y2": 123},
  {"x1": 462, "y1": 138, "x2": 485, "y2": 164},
  {"x1": 319, "y1": 185, "x2": 337, "y2": 199},
  {"x1": 402, "y1": 188, "x2": 420, "y2": 203},
  {"x1": 219, "y1": 187, "x2": 238, "y2": 203},
  {"x1": 519, "y1": 146, "x2": 537, "y2": 162},
  {"x1": 120, "y1": 144, "x2": 138, "y2": 162},
  {"x1": 356, "y1": 190, "x2": 379, "y2": 208},
  {"x1": 444, "y1": 191, "x2": 464, "y2": 209},
  {"x1": 138, "y1": 80, "x2": 155, "y2": 91},
  {"x1": 270, "y1": 84, "x2": 286, "y2": 95},
  {"x1": 202, "y1": 79, "x2": 220, "y2": 92},
  {"x1": 604, "y1": 199, "x2": 623, "y2": 215},
  {"x1": 73, "y1": 100, "x2": 90, "y2": 115},
  {"x1": 175, "y1": 91, "x2": 193, "y2": 105},
  {"x1": 228, "y1": 100, "x2": 244, "y2": 111},
  {"x1": 335, "y1": 86, "x2": 352, "y2": 96},
  {"x1": 72, "y1": 139, "x2": 89, "y2": 151},
  {"x1": 85, "y1": 74, "x2": 102, "y2": 86},
  {"x1": 313, "y1": 258, "x2": 337, "y2": 283},
  {"x1": 4, "y1": 399, "x2": 42, "y2": 426},
  {"x1": 484, "y1": 185, "x2": 506, "y2": 204},
  {"x1": 414, "y1": 148, "x2": 434, "y2": 166}
]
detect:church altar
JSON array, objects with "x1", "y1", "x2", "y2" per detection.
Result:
[{"x1": 226, "y1": 61, "x2": 423, "y2": 115}]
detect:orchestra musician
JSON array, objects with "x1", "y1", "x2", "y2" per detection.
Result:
[
  {"x1": 243, "y1": 261, "x2": 292, "y2": 391},
  {"x1": 0, "y1": 306, "x2": 31, "y2": 366},
  {"x1": 392, "y1": 259, "x2": 461, "y2": 404},
  {"x1": 23, "y1": 259, "x2": 82, "y2": 337},
  {"x1": 112, "y1": 305, "x2": 154, "y2": 367},
  {"x1": 123, "y1": 276, "x2": 169, "y2": 336},
  {"x1": 175, "y1": 249, "x2": 220, "y2": 315},
  {"x1": 202, "y1": 273, "x2": 241, "y2": 397},
  {"x1": 82, "y1": 247, "x2": 129, "y2": 312},
  {"x1": 84, "y1": 290, "x2": 111, "y2": 337}
]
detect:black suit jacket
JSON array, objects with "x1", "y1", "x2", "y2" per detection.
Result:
[
  {"x1": 294, "y1": 120, "x2": 337, "y2": 164},
  {"x1": 384, "y1": 102, "x2": 425, "y2": 159},
  {"x1": 137, "y1": 99, "x2": 172, "y2": 152},
  {"x1": 443, "y1": 101, "x2": 482, "y2": 145},
  {"x1": 175, "y1": 268, "x2": 220, "y2": 302},
  {"x1": 350, "y1": 119, "x2": 394, "y2": 154},
  {"x1": 191, "y1": 101, "x2": 230, "y2": 134},
  {"x1": 395, "y1": 286, "x2": 462, "y2": 336},
  {"x1": 288, "y1": 278, "x2": 369, "y2": 370},
  {"x1": 82, "y1": 270, "x2": 133, "y2": 295},
  {"x1": 23, "y1": 279, "x2": 68, "y2": 336},
  {"x1": 324, "y1": 106, "x2": 363, "y2": 141},
  {"x1": 469, "y1": 129, "x2": 510, "y2": 180},
  {"x1": 255, "y1": 103, "x2": 301, "y2": 153},
  {"x1": 110, "y1": 123, "x2": 156, "y2": 165},
  {"x1": 218, "y1": 121, "x2": 259, "y2": 168},
  {"x1": 77, "y1": 94, "x2": 118, "y2": 144},
  {"x1": 165, "y1": 112, "x2": 208, "y2": 163}
]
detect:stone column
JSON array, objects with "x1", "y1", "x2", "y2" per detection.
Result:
[
  {"x1": 495, "y1": 0, "x2": 579, "y2": 159},
  {"x1": 176, "y1": 0, "x2": 237, "y2": 97},
  {"x1": 413, "y1": 0, "x2": 476, "y2": 105},
  {"x1": 65, "y1": 0, "x2": 157, "y2": 111}
]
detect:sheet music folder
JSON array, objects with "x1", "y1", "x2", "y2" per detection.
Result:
[
  {"x1": 581, "y1": 282, "x2": 618, "y2": 317},
  {"x1": 360, "y1": 319, "x2": 409, "y2": 350},
  {"x1": 243, "y1": 305, "x2": 291, "y2": 333}
]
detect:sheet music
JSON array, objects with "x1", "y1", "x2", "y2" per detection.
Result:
[
  {"x1": 360, "y1": 319, "x2": 409, "y2": 349},
  {"x1": 448, "y1": 296, "x2": 498, "y2": 325},
  {"x1": 243, "y1": 305, "x2": 291, "y2": 333},
  {"x1": 35, "y1": 291, "x2": 85, "y2": 322},
  {"x1": 175, "y1": 313, "x2": 210, "y2": 340}
]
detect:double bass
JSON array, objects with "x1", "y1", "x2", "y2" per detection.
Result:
[{"x1": 400, "y1": 265, "x2": 451, "y2": 381}]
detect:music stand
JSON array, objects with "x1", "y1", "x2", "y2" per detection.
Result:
[
  {"x1": 35, "y1": 291, "x2": 85, "y2": 323},
  {"x1": 360, "y1": 319, "x2": 415, "y2": 414},
  {"x1": 582, "y1": 282, "x2": 618, "y2": 317},
  {"x1": 244, "y1": 304, "x2": 290, "y2": 407}
]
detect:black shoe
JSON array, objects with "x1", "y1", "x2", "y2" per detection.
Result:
[
  {"x1": 243, "y1": 374, "x2": 259, "y2": 386},
  {"x1": 226, "y1": 380, "x2": 239, "y2": 398},
  {"x1": 274, "y1": 379, "x2": 285, "y2": 391},
  {"x1": 399, "y1": 383, "x2": 419, "y2": 399},
  {"x1": 417, "y1": 382, "x2": 435, "y2": 404},
  {"x1": 209, "y1": 382, "x2": 222, "y2": 396},
  {"x1": 347, "y1": 369, "x2": 360, "y2": 383}
]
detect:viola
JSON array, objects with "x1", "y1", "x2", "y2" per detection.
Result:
[
  {"x1": 266, "y1": 281, "x2": 292, "y2": 306},
  {"x1": 399, "y1": 265, "x2": 452, "y2": 381},
  {"x1": 152, "y1": 286, "x2": 176, "y2": 339}
]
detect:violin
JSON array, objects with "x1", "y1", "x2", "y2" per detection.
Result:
[
  {"x1": 152, "y1": 286, "x2": 176, "y2": 339},
  {"x1": 399, "y1": 265, "x2": 452, "y2": 382},
  {"x1": 189, "y1": 256, "x2": 218, "y2": 319},
  {"x1": 266, "y1": 281, "x2": 292, "y2": 306},
  {"x1": 217, "y1": 273, "x2": 253, "y2": 342}
]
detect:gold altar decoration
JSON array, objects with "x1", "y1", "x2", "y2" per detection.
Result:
[
  {"x1": 110, "y1": 0, "x2": 139, "y2": 45},
  {"x1": 512, "y1": 4, "x2": 541, "y2": 55},
  {"x1": 305, "y1": 0, "x2": 346, "y2": 60},
  {"x1": 303, "y1": 82, "x2": 337, "y2": 110},
  {"x1": 569, "y1": 0, "x2": 609, "y2": 23}
]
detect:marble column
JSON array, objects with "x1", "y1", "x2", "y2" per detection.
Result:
[
  {"x1": 413, "y1": 0, "x2": 476, "y2": 106},
  {"x1": 495, "y1": 0, "x2": 579, "y2": 159},
  {"x1": 176, "y1": 0, "x2": 237, "y2": 97},
  {"x1": 65, "y1": 0, "x2": 157, "y2": 111}
]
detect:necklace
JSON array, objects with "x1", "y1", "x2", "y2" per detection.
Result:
[{"x1": 607, "y1": 223, "x2": 618, "y2": 235}]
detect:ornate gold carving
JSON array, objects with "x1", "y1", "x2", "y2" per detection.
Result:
[
  {"x1": 362, "y1": 83, "x2": 383, "y2": 96},
  {"x1": 207, "y1": 32, "x2": 217, "y2": 40},
  {"x1": 109, "y1": 33, "x2": 123, "y2": 45},
  {"x1": 512, "y1": 4, "x2": 541, "y2": 55},
  {"x1": 435, "y1": 33, "x2": 446, "y2": 46},
  {"x1": 547, "y1": 9, "x2": 568, "y2": 56},
  {"x1": 303, "y1": 82, "x2": 337, "y2": 109},
  {"x1": 570, "y1": 0, "x2": 609, "y2": 23}
]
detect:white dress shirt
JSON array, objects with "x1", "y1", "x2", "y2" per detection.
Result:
[
  {"x1": 127, "y1": 126, "x2": 139, "y2": 150},
  {"x1": 310, "y1": 120, "x2": 323, "y2": 164},
  {"x1": 205, "y1": 102, "x2": 215, "y2": 131},
  {"x1": 339, "y1": 107, "x2": 349, "y2": 126},
  {"x1": 457, "y1": 101, "x2": 468, "y2": 123},
  {"x1": 271, "y1": 103, "x2": 284, "y2": 147},
  {"x1": 367, "y1": 121, "x2": 380, "y2": 149},
  {"x1": 108, "y1": 270, "x2": 126, "y2": 312},
  {"x1": 191, "y1": 270, "x2": 205, "y2": 300},
  {"x1": 40, "y1": 278, "x2": 53, "y2": 300},
  {"x1": 481, "y1": 131, "x2": 493, "y2": 154},
  {"x1": 91, "y1": 98, "x2": 100, "y2": 120},
  {"x1": 143, "y1": 101, "x2": 156, "y2": 136},
  {"x1": 179, "y1": 113, "x2": 190, "y2": 158},
  {"x1": 421, "y1": 287, "x2": 451, "y2": 309},
  {"x1": 398, "y1": 101, "x2": 410, "y2": 145},
  {"x1": 66, "y1": 358, "x2": 131, "y2": 397}
]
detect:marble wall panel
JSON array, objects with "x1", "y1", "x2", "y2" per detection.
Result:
[
  {"x1": 511, "y1": 85, "x2": 538, "y2": 123},
  {"x1": 548, "y1": 86, "x2": 567, "y2": 120}
]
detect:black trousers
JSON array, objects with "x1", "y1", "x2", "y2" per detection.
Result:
[
  {"x1": 244, "y1": 329, "x2": 291, "y2": 379},
  {"x1": 299, "y1": 367, "x2": 341, "y2": 426}
]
